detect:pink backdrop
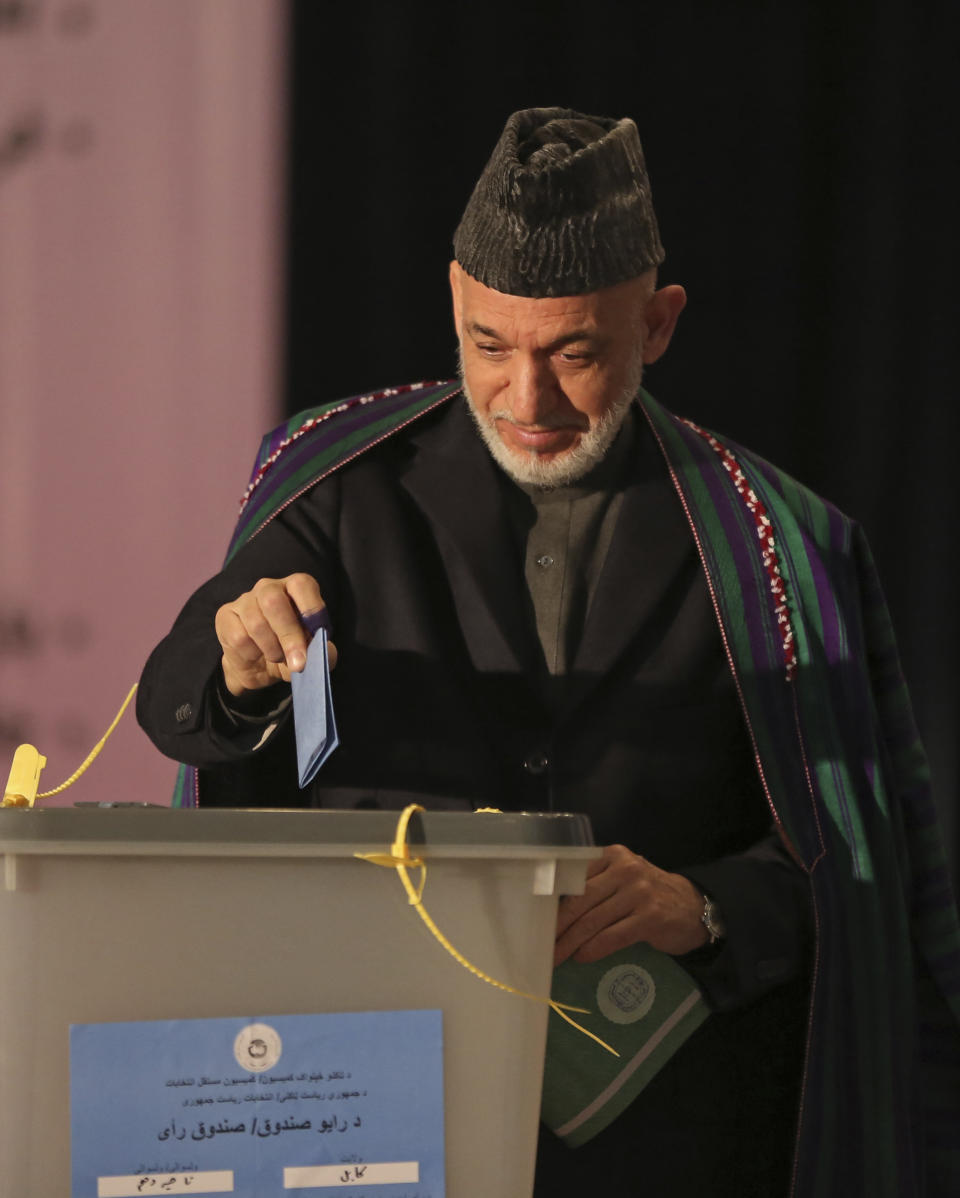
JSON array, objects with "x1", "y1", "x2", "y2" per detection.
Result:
[{"x1": 0, "y1": 1, "x2": 285, "y2": 805}]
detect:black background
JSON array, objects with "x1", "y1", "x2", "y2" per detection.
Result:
[{"x1": 283, "y1": 0, "x2": 958, "y2": 878}]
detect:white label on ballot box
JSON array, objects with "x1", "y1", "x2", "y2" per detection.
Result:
[
  {"x1": 70, "y1": 1010, "x2": 444, "y2": 1197},
  {"x1": 97, "y1": 1170, "x2": 233, "y2": 1195}
]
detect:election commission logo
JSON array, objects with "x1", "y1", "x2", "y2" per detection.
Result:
[
  {"x1": 234, "y1": 1022, "x2": 283, "y2": 1072},
  {"x1": 596, "y1": 964, "x2": 657, "y2": 1025}
]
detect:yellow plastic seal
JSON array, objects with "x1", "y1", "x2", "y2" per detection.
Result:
[
  {"x1": 357, "y1": 804, "x2": 617, "y2": 1056},
  {"x1": 1, "y1": 683, "x2": 138, "y2": 806}
]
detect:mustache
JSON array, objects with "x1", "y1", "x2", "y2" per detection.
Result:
[{"x1": 489, "y1": 412, "x2": 590, "y2": 432}]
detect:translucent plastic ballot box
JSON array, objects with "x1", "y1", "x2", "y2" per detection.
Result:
[{"x1": 0, "y1": 806, "x2": 598, "y2": 1197}]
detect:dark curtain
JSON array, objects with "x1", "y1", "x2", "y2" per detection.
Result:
[{"x1": 284, "y1": 0, "x2": 959, "y2": 880}]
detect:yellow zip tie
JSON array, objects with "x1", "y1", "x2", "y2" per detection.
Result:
[
  {"x1": 356, "y1": 804, "x2": 618, "y2": 1057},
  {"x1": 36, "y1": 683, "x2": 139, "y2": 799}
]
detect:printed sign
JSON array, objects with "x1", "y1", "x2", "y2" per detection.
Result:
[{"x1": 70, "y1": 1010, "x2": 444, "y2": 1197}]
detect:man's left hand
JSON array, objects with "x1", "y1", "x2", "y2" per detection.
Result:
[{"x1": 554, "y1": 844, "x2": 709, "y2": 966}]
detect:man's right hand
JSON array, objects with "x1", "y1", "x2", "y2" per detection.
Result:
[{"x1": 214, "y1": 573, "x2": 336, "y2": 697}]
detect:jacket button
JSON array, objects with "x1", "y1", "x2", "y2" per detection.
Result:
[
  {"x1": 174, "y1": 703, "x2": 193, "y2": 724},
  {"x1": 523, "y1": 750, "x2": 549, "y2": 775}
]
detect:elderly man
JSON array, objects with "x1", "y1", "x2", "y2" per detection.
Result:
[{"x1": 138, "y1": 109, "x2": 960, "y2": 1197}]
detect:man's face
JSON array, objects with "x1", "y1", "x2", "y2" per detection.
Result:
[{"x1": 450, "y1": 263, "x2": 685, "y2": 487}]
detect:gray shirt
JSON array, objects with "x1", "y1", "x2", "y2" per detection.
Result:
[{"x1": 505, "y1": 409, "x2": 636, "y2": 688}]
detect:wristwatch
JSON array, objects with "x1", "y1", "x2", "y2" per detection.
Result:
[{"x1": 701, "y1": 893, "x2": 727, "y2": 945}]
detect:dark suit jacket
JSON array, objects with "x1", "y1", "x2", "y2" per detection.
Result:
[{"x1": 139, "y1": 397, "x2": 811, "y2": 1194}]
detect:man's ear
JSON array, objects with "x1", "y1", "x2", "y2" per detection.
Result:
[
  {"x1": 641, "y1": 284, "x2": 687, "y2": 365},
  {"x1": 449, "y1": 260, "x2": 463, "y2": 331}
]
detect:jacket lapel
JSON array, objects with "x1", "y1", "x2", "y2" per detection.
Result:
[{"x1": 398, "y1": 398, "x2": 539, "y2": 677}]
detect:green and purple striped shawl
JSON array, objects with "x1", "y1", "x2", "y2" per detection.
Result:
[
  {"x1": 227, "y1": 379, "x2": 464, "y2": 562},
  {"x1": 641, "y1": 398, "x2": 960, "y2": 1196},
  {"x1": 173, "y1": 381, "x2": 960, "y2": 1195}
]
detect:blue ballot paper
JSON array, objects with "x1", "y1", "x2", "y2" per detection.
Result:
[
  {"x1": 70, "y1": 1010, "x2": 445, "y2": 1197},
  {"x1": 291, "y1": 609, "x2": 339, "y2": 787}
]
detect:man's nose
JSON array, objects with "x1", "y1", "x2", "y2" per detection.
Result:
[{"x1": 508, "y1": 354, "x2": 558, "y2": 425}]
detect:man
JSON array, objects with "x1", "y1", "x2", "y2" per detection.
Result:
[{"x1": 138, "y1": 109, "x2": 960, "y2": 1196}]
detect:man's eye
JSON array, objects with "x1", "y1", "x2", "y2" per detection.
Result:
[
  {"x1": 558, "y1": 351, "x2": 591, "y2": 364},
  {"x1": 477, "y1": 343, "x2": 506, "y2": 357}
]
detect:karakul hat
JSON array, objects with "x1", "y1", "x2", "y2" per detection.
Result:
[{"x1": 453, "y1": 106, "x2": 664, "y2": 298}]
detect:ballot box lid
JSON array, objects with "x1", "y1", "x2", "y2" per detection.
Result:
[{"x1": 0, "y1": 805, "x2": 596, "y2": 860}]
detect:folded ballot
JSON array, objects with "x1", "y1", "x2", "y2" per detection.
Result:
[{"x1": 291, "y1": 610, "x2": 339, "y2": 787}]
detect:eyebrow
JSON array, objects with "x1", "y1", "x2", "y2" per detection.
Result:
[{"x1": 467, "y1": 322, "x2": 601, "y2": 349}]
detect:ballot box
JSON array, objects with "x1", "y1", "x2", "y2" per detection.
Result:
[{"x1": 0, "y1": 806, "x2": 597, "y2": 1197}]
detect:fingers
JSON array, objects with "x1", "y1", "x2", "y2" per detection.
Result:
[
  {"x1": 554, "y1": 845, "x2": 707, "y2": 966},
  {"x1": 286, "y1": 573, "x2": 326, "y2": 627},
  {"x1": 554, "y1": 851, "x2": 637, "y2": 966},
  {"x1": 556, "y1": 908, "x2": 646, "y2": 966},
  {"x1": 215, "y1": 574, "x2": 329, "y2": 696},
  {"x1": 555, "y1": 847, "x2": 617, "y2": 937}
]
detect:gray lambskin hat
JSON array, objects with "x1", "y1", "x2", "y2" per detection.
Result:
[{"x1": 453, "y1": 107, "x2": 665, "y2": 298}]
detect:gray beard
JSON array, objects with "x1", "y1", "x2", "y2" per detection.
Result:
[{"x1": 459, "y1": 351, "x2": 642, "y2": 489}]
